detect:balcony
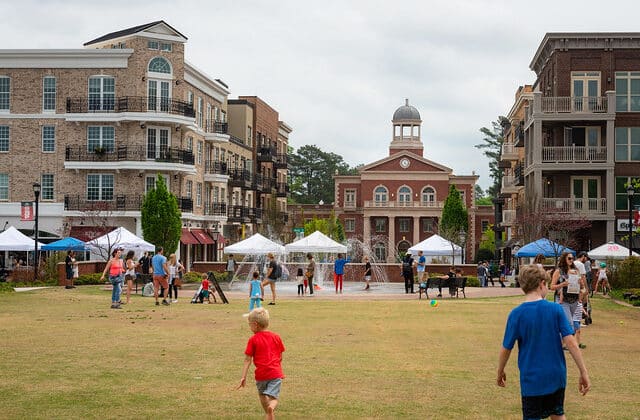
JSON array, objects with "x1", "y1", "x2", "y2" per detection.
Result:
[
  {"x1": 177, "y1": 197, "x2": 193, "y2": 213},
  {"x1": 501, "y1": 175, "x2": 520, "y2": 194},
  {"x1": 540, "y1": 198, "x2": 607, "y2": 215},
  {"x1": 228, "y1": 205, "x2": 250, "y2": 223},
  {"x1": 276, "y1": 182, "x2": 289, "y2": 197},
  {"x1": 249, "y1": 207, "x2": 263, "y2": 223},
  {"x1": 514, "y1": 124, "x2": 524, "y2": 147},
  {"x1": 363, "y1": 200, "x2": 444, "y2": 209},
  {"x1": 502, "y1": 209, "x2": 517, "y2": 226},
  {"x1": 274, "y1": 153, "x2": 288, "y2": 169},
  {"x1": 203, "y1": 119, "x2": 230, "y2": 143},
  {"x1": 257, "y1": 145, "x2": 276, "y2": 163},
  {"x1": 501, "y1": 143, "x2": 519, "y2": 161},
  {"x1": 514, "y1": 162, "x2": 524, "y2": 186},
  {"x1": 204, "y1": 160, "x2": 229, "y2": 183},
  {"x1": 65, "y1": 96, "x2": 195, "y2": 124},
  {"x1": 204, "y1": 202, "x2": 227, "y2": 217},
  {"x1": 64, "y1": 145, "x2": 196, "y2": 173},
  {"x1": 541, "y1": 146, "x2": 606, "y2": 163},
  {"x1": 228, "y1": 169, "x2": 252, "y2": 189},
  {"x1": 525, "y1": 92, "x2": 615, "y2": 127},
  {"x1": 64, "y1": 194, "x2": 142, "y2": 212}
]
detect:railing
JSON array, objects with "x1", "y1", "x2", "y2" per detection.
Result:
[
  {"x1": 65, "y1": 145, "x2": 194, "y2": 165},
  {"x1": 66, "y1": 96, "x2": 195, "y2": 117},
  {"x1": 274, "y1": 153, "x2": 288, "y2": 168},
  {"x1": 228, "y1": 205, "x2": 250, "y2": 220},
  {"x1": 204, "y1": 202, "x2": 227, "y2": 216},
  {"x1": 229, "y1": 169, "x2": 252, "y2": 186},
  {"x1": 363, "y1": 200, "x2": 444, "y2": 208},
  {"x1": 502, "y1": 175, "x2": 516, "y2": 189},
  {"x1": 276, "y1": 182, "x2": 289, "y2": 196},
  {"x1": 204, "y1": 160, "x2": 228, "y2": 175},
  {"x1": 177, "y1": 197, "x2": 193, "y2": 213},
  {"x1": 540, "y1": 96, "x2": 608, "y2": 114},
  {"x1": 514, "y1": 162, "x2": 524, "y2": 186},
  {"x1": 514, "y1": 123, "x2": 524, "y2": 146},
  {"x1": 204, "y1": 120, "x2": 228, "y2": 134},
  {"x1": 541, "y1": 146, "x2": 607, "y2": 162},
  {"x1": 249, "y1": 207, "x2": 263, "y2": 221},
  {"x1": 501, "y1": 143, "x2": 518, "y2": 157},
  {"x1": 64, "y1": 194, "x2": 142, "y2": 211},
  {"x1": 257, "y1": 145, "x2": 276, "y2": 162},
  {"x1": 540, "y1": 198, "x2": 607, "y2": 214}
]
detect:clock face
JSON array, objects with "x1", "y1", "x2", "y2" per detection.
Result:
[{"x1": 400, "y1": 158, "x2": 410, "y2": 169}]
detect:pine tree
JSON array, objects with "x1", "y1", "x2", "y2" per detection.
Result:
[{"x1": 141, "y1": 175, "x2": 182, "y2": 253}]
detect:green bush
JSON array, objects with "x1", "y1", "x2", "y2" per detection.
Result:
[
  {"x1": 43, "y1": 252, "x2": 66, "y2": 283},
  {"x1": 465, "y1": 276, "x2": 480, "y2": 287},
  {"x1": 611, "y1": 257, "x2": 640, "y2": 289},
  {"x1": 75, "y1": 273, "x2": 104, "y2": 285},
  {"x1": 0, "y1": 282, "x2": 15, "y2": 293},
  {"x1": 183, "y1": 271, "x2": 204, "y2": 283}
]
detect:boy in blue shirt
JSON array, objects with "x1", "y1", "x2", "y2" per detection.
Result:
[
  {"x1": 497, "y1": 264, "x2": 590, "y2": 419},
  {"x1": 333, "y1": 253, "x2": 350, "y2": 294}
]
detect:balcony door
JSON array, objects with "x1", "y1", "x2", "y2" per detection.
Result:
[
  {"x1": 572, "y1": 177, "x2": 600, "y2": 211},
  {"x1": 148, "y1": 79, "x2": 171, "y2": 112},
  {"x1": 571, "y1": 72, "x2": 600, "y2": 112},
  {"x1": 147, "y1": 127, "x2": 170, "y2": 160}
]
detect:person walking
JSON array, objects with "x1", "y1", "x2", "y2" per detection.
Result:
[
  {"x1": 402, "y1": 253, "x2": 415, "y2": 294},
  {"x1": 551, "y1": 252, "x2": 585, "y2": 329},
  {"x1": 226, "y1": 254, "x2": 237, "y2": 282},
  {"x1": 333, "y1": 253, "x2": 350, "y2": 294},
  {"x1": 168, "y1": 253, "x2": 183, "y2": 303},
  {"x1": 305, "y1": 253, "x2": 315, "y2": 295},
  {"x1": 416, "y1": 251, "x2": 427, "y2": 285},
  {"x1": 261, "y1": 253, "x2": 280, "y2": 305},
  {"x1": 124, "y1": 250, "x2": 138, "y2": 304},
  {"x1": 363, "y1": 256, "x2": 372, "y2": 290},
  {"x1": 151, "y1": 247, "x2": 170, "y2": 306},
  {"x1": 477, "y1": 260, "x2": 487, "y2": 288},
  {"x1": 100, "y1": 248, "x2": 125, "y2": 309}
]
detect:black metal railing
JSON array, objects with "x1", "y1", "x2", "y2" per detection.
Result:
[
  {"x1": 514, "y1": 123, "x2": 524, "y2": 147},
  {"x1": 66, "y1": 96, "x2": 195, "y2": 117},
  {"x1": 514, "y1": 162, "x2": 524, "y2": 186},
  {"x1": 276, "y1": 182, "x2": 289, "y2": 197},
  {"x1": 177, "y1": 197, "x2": 193, "y2": 212},
  {"x1": 228, "y1": 205, "x2": 250, "y2": 221},
  {"x1": 274, "y1": 153, "x2": 288, "y2": 168},
  {"x1": 64, "y1": 194, "x2": 143, "y2": 211},
  {"x1": 204, "y1": 202, "x2": 227, "y2": 216},
  {"x1": 257, "y1": 144, "x2": 276, "y2": 162},
  {"x1": 249, "y1": 207, "x2": 263, "y2": 221},
  {"x1": 204, "y1": 120, "x2": 228, "y2": 134},
  {"x1": 204, "y1": 160, "x2": 228, "y2": 175},
  {"x1": 65, "y1": 145, "x2": 194, "y2": 165},
  {"x1": 229, "y1": 169, "x2": 252, "y2": 188}
]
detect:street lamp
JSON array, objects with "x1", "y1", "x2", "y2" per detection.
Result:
[
  {"x1": 627, "y1": 185, "x2": 635, "y2": 257},
  {"x1": 210, "y1": 225, "x2": 220, "y2": 262},
  {"x1": 32, "y1": 182, "x2": 41, "y2": 281}
]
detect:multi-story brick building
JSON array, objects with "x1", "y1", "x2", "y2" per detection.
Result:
[
  {"x1": 500, "y1": 33, "x2": 640, "y2": 252},
  {"x1": 333, "y1": 100, "x2": 479, "y2": 263},
  {"x1": 0, "y1": 21, "x2": 290, "y2": 266}
]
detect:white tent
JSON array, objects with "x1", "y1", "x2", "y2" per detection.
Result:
[
  {"x1": 284, "y1": 231, "x2": 347, "y2": 254},
  {"x1": 588, "y1": 241, "x2": 639, "y2": 260},
  {"x1": 87, "y1": 226, "x2": 155, "y2": 253},
  {"x1": 408, "y1": 234, "x2": 462, "y2": 263},
  {"x1": 223, "y1": 233, "x2": 285, "y2": 255},
  {"x1": 0, "y1": 226, "x2": 43, "y2": 251}
]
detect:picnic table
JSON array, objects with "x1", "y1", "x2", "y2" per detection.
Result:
[{"x1": 418, "y1": 277, "x2": 467, "y2": 299}]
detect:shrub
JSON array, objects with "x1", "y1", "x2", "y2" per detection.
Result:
[
  {"x1": 183, "y1": 271, "x2": 204, "y2": 284},
  {"x1": 75, "y1": 273, "x2": 104, "y2": 285},
  {"x1": 611, "y1": 257, "x2": 640, "y2": 289},
  {"x1": 465, "y1": 276, "x2": 480, "y2": 287},
  {"x1": 43, "y1": 252, "x2": 66, "y2": 283},
  {"x1": 0, "y1": 282, "x2": 15, "y2": 293}
]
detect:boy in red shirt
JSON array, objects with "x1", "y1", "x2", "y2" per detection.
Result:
[
  {"x1": 237, "y1": 307, "x2": 285, "y2": 419},
  {"x1": 199, "y1": 273, "x2": 216, "y2": 303}
]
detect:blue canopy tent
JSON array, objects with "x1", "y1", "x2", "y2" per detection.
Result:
[
  {"x1": 514, "y1": 238, "x2": 575, "y2": 258},
  {"x1": 42, "y1": 237, "x2": 87, "y2": 252}
]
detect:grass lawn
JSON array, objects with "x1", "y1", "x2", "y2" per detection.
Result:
[{"x1": 0, "y1": 286, "x2": 639, "y2": 419}]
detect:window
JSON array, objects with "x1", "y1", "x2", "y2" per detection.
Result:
[
  {"x1": 0, "y1": 173, "x2": 7, "y2": 200},
  {"x1": 213, "y1": 186, "x2": 219, "y2": 202},
  {"x1": 88, "y1": 76, "x2": 114, "y2": 111},
  {"x1": 42, "y1": 126, "x2": 55, "y2": 152},
  {"x1": 615, "y1": 127, "x2": 640, "y2": 161},
  {"x1": 146, "y1": 127, "x2": 169, "y2": 159},
  {"x1": 571, "y1": 71, "x2": 600, "y2": 111},
  {"x1": 197, "y1": 97, "x2": 203, "y2": 127},
  {"x1": 375, "y1": 218, "x2": 386, "y2": 233},
  {"x1": 481, "y1": 220, "x2": 489, "y2": 232},
  {"x1": 399, "y1": 218, "x2": 410, "y2": 233},
  {"x1": 145, "y1": 175, "x2": 169, "y2": 193},
  {"x1": 374, "y1": 186, "x2": 388, "y2": 205},
  {"x1": 186, "y1": 180, "x2": 193, "y2": 199},
  {"x1": 43, "y1": 76, "x2": 56, "y2": 111},
  {"x1": 345, "y1": 219, "x2": 355, "y2": 232},
  {"x1": 197, "y1": 141, "x2": 203, "y2": 164},
  {"x1": 186, "y1": 136, "x2": 193, "y2": 152},
  {"x1": 0, "y1": 76, "x2": 9, "y2": 111},
  {"x1": 148, "y1": 79, "x2": 170, "y2": 112},
  {"x1": 0, "y1": 126, "x2": 8, "y2": 151},
  {"x1": 374, "y1": 242, "x2": 386, "y2": 261},
  {"x1": 571, "y1": 176, "x2": 600, "y2": 211},
  {"x1": 422, "y1": 218, "x2": 434, "y2": 233},
  {"x1": 615, "y1": 177, "x2": 640, "y2": 210},
  {"x1": 187, "y1": 91, "x2": 193, "y2": 105},
  {"x1": 398, "y1": 186, "x2": 411, "y2": 205},
  {"x1": 160, "y1": 42, "x2": 172, "y2": 52},
  {"x1": 422, "y1": 186, "x2": 436, "y2": 205},
  {"x1": 41, "y1": 174, "x2": 54, "y2": 200},
  {"x1": 148, "y1": 57, "x2": 171, "y2": 74},
  {"x1": 87, "y1": 174, "x2": 113, "y2": 201},
  {"x1": 345, "y1": 189, "x2": 356, "y2": 207},
  {"x1": 147, "y1": 40, "x2": 159, "y2": 50},
  {"x1": 88, "y1": 126, "x2": 115, "y2": 152},
  {"x1": 247, "y1": 126, "x2": 252, "y2": 146},
  {"x1": 196, "y1": 183, "x2": 202, "y2": 206},
  {"x1": 615, "y1": 72, "x2": 640, "y2": 112}
]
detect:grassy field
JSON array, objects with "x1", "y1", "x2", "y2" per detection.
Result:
[{"x1": 0, "y1": 286, "x2": 639, "y2": 419}]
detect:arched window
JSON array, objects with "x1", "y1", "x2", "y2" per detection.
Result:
[
  {"x1": 374, "y1": 186, "x2": 388, "y2": 206},
  {"x1": 373, "y1": 242, "x2": 387, "y2": 262},
  {"x1": 398, "y1": 186, "x2": 411, "y2": 206},
  {"x1": 148, "y1": 57, "x2": 172, "y2": 74},
  {"x1": 422, "y1": 186, "x2": 436, "y2": 206}
]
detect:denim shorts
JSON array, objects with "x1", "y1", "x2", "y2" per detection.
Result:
[
  {"x1": 256, "y1": 378, "x2": 282, "y2": 399},
  {"x1": 573, "y1": 320, "x2": 581, "y2": 331}
]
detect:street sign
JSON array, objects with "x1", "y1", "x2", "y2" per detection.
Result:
[{"x1": 293, "y1": 228, "x2": 304, "y2": 233}]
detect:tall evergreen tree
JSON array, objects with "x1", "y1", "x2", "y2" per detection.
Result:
[
  {"x1": 439, "y1": 185, "x2": 469, "y2": 262},
  {"x1": 475, "y1": 116, "x2": 508, "y2": 197},
  {"x1": 141, "y1": 175, "x2": 182, "y2": 253}
]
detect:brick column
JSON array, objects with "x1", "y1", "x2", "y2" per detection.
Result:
[
  {"x1": 387, "y1": 216, "x2": 395, "y2": 263},
  {"x1": 363, "y1": 216, "x2": 370, "y2": 247},
  {"x1": 413, "y1": 216, "x2": 420, "y2": 245}
]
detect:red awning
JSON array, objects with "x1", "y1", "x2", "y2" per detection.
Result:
[
  {"x1": 191, "y1": 229, "x2": 214, "y2": 245},
  {"x1": 69, "y1": 226, "x2": 116, "y2": 242},
  {"x1": 180, "y1": 229, "x2": 200, "y2": 245}
]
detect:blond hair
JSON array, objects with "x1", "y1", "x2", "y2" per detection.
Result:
[
  {"x1": 168, "y1": 253, "x2": 176, "y2": 265},
  {"x1": 519, "y1": 264, "x2": 549, "y2": 293},
  {"x1": 248, "y1": 307, "x2": 270, "y2": 329}
]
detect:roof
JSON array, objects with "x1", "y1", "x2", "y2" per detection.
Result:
[
  {"x1": 393, "y1": 99, "x2": 421, "y2": 121},
  {"x1": 84, "y1": 21, "x2": 188, "y2": 46}
]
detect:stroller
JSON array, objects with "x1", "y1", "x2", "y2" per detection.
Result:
[{"x1": 190, "y1": 285, "x2": 204, "y2": 304}]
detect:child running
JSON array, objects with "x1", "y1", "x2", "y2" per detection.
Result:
[
  {"x1": 248, "y1": 271, "x2": 264, "y2": 311},
  {"x1": 496, "y1": 264, "x2": 590, "y2": 419},
  {"x1": 237, "y1": 307, "x2": 285, "y2": 420}
]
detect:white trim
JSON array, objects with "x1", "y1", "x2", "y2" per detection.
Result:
[
  {"x1": 0, "y1": 49, "x2": 132, "y2": 68},
  {"x1": 64, "y1": 112, "x2": 195, "y2": 126},
  {"x1": 64, "y1": 161, "x2": 197, "y2": 175},
  {"x1": 184, "y1": 61, "x2": 229, "y2": 102}
]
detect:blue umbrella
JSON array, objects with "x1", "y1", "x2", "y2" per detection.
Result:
[
  {"x1": 515, "y1": 238, "x2": 575, "y2": 258},
  {"x1": 42, "y1": 237, "x2": 87, "y2": 251}
]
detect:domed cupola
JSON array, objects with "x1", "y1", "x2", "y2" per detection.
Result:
[{"x1": 390, "y1": 99, "x2": 424, "y2": 157}]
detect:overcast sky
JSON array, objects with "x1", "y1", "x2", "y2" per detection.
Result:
[{"x1": 2, "y1": 0, "x2": 638, "y2": 190}]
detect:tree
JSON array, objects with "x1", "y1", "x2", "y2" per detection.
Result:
[
  {"x1": 141, "y1": 175, "x2": 182, "y2": 254},
  {"x1": 288, "y1": 144, "x2": 359, "y2": 204},
  {"x1": 303, "y1": 211, "x2": 345, "y2": 242},
  {"x1": 474, "y1": 184, "x2": 485, "y2": 201},
  {"x1": 438, "y1": 185, "x2": 469, "y2": 262},
  {"x1": 259, "y1": 198, "x2": 287, "y2": 242},
  {"x1": 475, "y1": 116, "x2": 508, "y2": 197}
]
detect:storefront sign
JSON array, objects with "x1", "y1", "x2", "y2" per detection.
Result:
[{"x1": 617, "y1": 219, "x2": 635, "y2": 232}]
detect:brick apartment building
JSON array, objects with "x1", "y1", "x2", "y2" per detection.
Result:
[
  {"x1": 499, "y1": 33, "x2": 640, "y2": 252},
  {"x1": 0, "y1": 21, "x2": 290, "y2": 267}
]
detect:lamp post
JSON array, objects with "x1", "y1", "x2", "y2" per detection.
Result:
[
  {"x1": 32, "y1": 182, "x2": 41, "y2": 281},
  {"x1": 210, "y1": 226, "x2": 220, "y2": 262},
  {"x1": 627, "y1": 185, "x2": 635, "y2": 257}
]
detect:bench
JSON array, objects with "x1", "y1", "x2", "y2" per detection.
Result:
[{"x1": 419, "y1": 277, "x2": 467, "y2": 299}]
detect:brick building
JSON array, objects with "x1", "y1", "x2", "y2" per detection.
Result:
[
  {"x1": 499, "y1": 33, "x2": 640, "y2": 252},
  {"x1": 0, "y1": 21, "x2": 290, "y2": 267},
  {"x1": 333, "y1": 100, "x2": 480, "y2": 263}
]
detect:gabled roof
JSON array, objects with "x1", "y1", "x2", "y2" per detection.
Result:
[
  {"x1": 84, "y1": 21, "x2": 187, "y2": 46},
  {"x1": 359, "y1": 150, "x2": 452, "y2": 173}
]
